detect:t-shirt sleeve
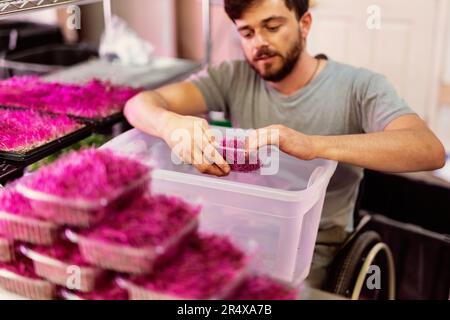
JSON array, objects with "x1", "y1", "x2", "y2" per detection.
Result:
[
  {"x1": 358, "y1": 73, "x2": 416, "y2": 133},
  {"x1": 188, "y1": 61, "x2": 235, "y2": 114}
]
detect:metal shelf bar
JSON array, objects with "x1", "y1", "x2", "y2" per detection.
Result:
[
  {"x1": 201, "y1": 0, "x2": 212, "y2": 65},
  {"x1": 0, "y1": 0, "x2": 104, "y2": 18}
]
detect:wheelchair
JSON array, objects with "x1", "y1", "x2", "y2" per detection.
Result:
[
  {"x1": 322, "y1": 171, "x2": 396, "y2": 300},
  {"x1": 323, "y1": 214, "x2": 396, "y2": 300}
]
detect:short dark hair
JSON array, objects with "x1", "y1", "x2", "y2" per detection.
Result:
[{"x1": 224, "y1": 0, "x2": 309, "y2": 21}]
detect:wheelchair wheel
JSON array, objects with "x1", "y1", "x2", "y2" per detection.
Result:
[{"x1": 326, "y1": 231, "x2": 382, "y2": 297}]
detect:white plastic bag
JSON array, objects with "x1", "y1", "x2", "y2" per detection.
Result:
[{"x1": 100, "y1": 15, "x2": 154, "y2": 66}]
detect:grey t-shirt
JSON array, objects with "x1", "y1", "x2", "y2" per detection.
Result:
[{"x1": 190, "y1": 59, "x2": 415, "y2": 237}]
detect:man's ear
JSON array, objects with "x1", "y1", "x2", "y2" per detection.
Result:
[{"x1": 299, "y1": 12, "x2": 312, "y2": 39}]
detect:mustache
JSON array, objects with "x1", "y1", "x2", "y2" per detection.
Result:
[{"x1": 253, "y1": 47, "x2": 280, "y2": 61}]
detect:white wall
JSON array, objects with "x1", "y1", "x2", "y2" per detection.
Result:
[
  {"x1": 437, "y1": 17, "x2": 450, "y2": 150},
  {"x1": 177, "y1": 0, "x2": 242, "y2": 63},
  {"x1": 444, "y1": 18, "x2": 450, "y2": 84},
  {"x1": 113, "y1": 0, "x2": 177, "y2": 57}
]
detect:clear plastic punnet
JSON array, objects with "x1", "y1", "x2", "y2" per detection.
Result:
[
  {"x1": 0, "y1": 236, "x2": 14, "y2": 263},
  {"x1": 16, "y1": 149, "x2": 152, "y2": 228},
  {"x1": 0, "y1": 210, "x2": 59, "y2": 245},
  {"x1": 59, "y1": 280, "x2": 129, "y2": 300},
  {"x1": 20, "y1": 245, "x2": 105, "y2": 293},
  {"x1": 225, "y1": 274, "x2": 299, "y2": 300},
  {"x1": 65, "y1": 219, "x2": 198, "y2": 275},
  {"x1": 64, "y1": 194, "x2": 200, "y2": 275},
  {"x1": 16, "y1": 173, "x2": 151, "y2": 228},
  {"x1": 103, "y1": 127, "x2": 337, "y2": 285},
  {"x1": 59, "y1": 289, "x2": 84, "y2": 300},
  {"x1": 0, "y1": 265, "x2": 55, "y2": 300},
  {"x1": 216, "y1": 135, "x2": 261, "y2": 173},
  {"x1": 0, "y1": 188, "x2": 59, "y2": 245},
  {"x1": 116, "y1": 234, "x2": 256, "y2": 300},
  {"x1": 117, "y1": 260, "x2": 249, "y2": 301}
]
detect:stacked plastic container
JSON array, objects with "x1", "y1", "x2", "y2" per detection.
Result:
[
  {"x1": 0, "y1": 148, "x2": 297, "y2": 300},
  {"x1": 0, "y1": 149, "x2": 152, "y2": 299},
  {"x1": 0, "y1": 188, "x2": 59, "y2": 299}
]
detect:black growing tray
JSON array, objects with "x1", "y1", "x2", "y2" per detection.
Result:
[
  {"x1": 74, "y1": 111, "x2": 125, "y2": 130},
  {"x1": 0, "y1": 160, "x2": 24, "y2": 186},
  {"x1": 0, "y1": 104, "x2": 124, "y2": 132},
  {"x1": 0, "y1": 125, "x2": 92, "y2": 165}
]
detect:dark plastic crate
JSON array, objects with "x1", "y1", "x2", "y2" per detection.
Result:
[
  {"x1": 360, "y1": 211, "x2": 450, "y2": 300},
  {"x1": 1, "y1": 44, "x2": 98, "y2": 77},
  {"x1": 359, "y1": 170, "x2": 450, "y2": 234},
  {"x1": 0, "y1": 21, "x2": 63, "y2": 54}
]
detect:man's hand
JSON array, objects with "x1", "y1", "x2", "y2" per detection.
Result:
[
  {"x1": 249, "y1": 115, "x2": 446, "y2": 173},
  {"x1": 160, "y1": 113, "x2": 230, "y2": 176},
  {"x1": 247, "y1": 124, "x2": 317, "y2": 161},
  {"x1": 124, "y1": 83, "x2": 231, "y2": 177}
]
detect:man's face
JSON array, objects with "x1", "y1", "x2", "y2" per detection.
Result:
[{"x1": 235, "y1": 0, "x2": 305, "y2": 82}]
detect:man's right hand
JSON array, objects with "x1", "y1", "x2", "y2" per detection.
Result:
[
  {"x1": 159, "y1": 112, "x2": 231, "y2": 177},
  {"x1": 124, "y1": 83, "x2": 231, "y2": 177}
]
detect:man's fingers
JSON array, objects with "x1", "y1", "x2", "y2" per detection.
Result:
[
  {"x1": 192, "y1": 145, "x2": 227, "y2": 177},
  {"x1": 202, "y1": 163, "x2": 228, "y2": 176},
  {"x1": 203, "y1": 127, "x2": 218, "y2": 145},
  {"x1": 201, "y1": 132, "x2": 230, "y2": 174},
  {"x1": 246, "y1": 127, "x2": 281, "y2": 152},
  {"x1": 246, "y1": 129, "x2": 259, "y2": 154},
  {"x1": 202, "y1": 126, "x2": 230, "y2": 174}
]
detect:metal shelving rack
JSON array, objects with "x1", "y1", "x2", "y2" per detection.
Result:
[
  {"x1": 0, "y1": 0, "x2": 112, "y2": 31},
  {"x1": 203, "y1": 0, "x2": 225, "y2": 65},
  {"x1": 0, "y1": 0, "x2": 213, "y2": 67},
  {"x1": 0, "y1": 0, "x2": 212, "y2": 65},
  {"x1": 0, "y1": 0, "x2": 214, "y2": 185},
  {"x1": 0, "y1": 0, "x2": 113, "y2": 186},
  {"x1": 202, "y1": 0, "x2": 212, "y2": 65}
]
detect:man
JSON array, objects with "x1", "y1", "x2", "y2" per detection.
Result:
[{"x1": 124, "y1": 0, "x2": 445, "y2": 289}]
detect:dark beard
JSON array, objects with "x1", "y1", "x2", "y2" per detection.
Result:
[{"x1": 247, "y1": 40, "x2": 302, "y2": 82}]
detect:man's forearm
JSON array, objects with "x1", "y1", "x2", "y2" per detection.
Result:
[
  {"x1": 311, "y1": 129, "x2": 446, "y2": 172},
  {"x1": 124, "y1": 91, "x2": 174, "y2": 137}
]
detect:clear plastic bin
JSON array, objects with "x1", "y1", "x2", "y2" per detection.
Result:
[
  {"x1": 65, "y1": 217, "x2": 199, "y2": 275},
  {"x1": 16, "y1": 172, "x2": 151, "y2": 228},
  {"x1": 0, "y1": 268, "x2": 55, "y2": 300},
  {"x1": 0, "y1": 210, "x2": 58, "y2": 245},
  {"x1": 103, "y1": 127, "x2": 337, "y2": 284},
  {"x1": 19, "y1": 245, "x2": 105, "y2": 293}
]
